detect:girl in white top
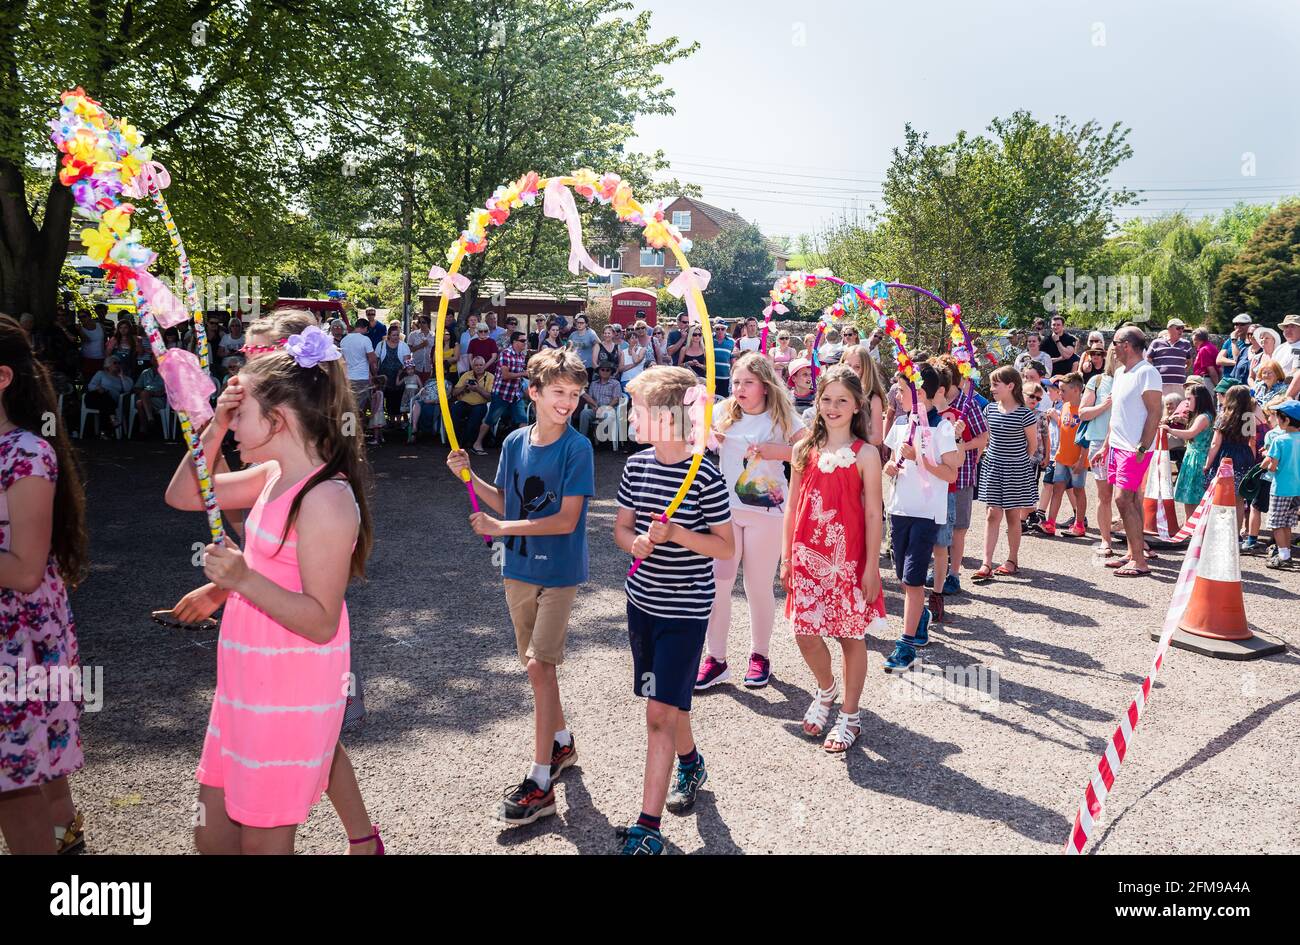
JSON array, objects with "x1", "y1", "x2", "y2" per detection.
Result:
[{"x1": 698, "y1": 352, "x2": 807, "y2": 689}]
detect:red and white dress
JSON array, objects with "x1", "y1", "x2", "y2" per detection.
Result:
[{"x1": 785, "y1": 440, "x2": 887, "y2": 640}]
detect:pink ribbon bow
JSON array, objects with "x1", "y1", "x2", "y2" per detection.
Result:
[
  {"x1": 428, "y1": 265, "x2": 471, "y2": 301},
  {"x1": 762, "y1": 300, "x2": 788, "y2": 318},
  {"x1": 121, "y1": 160, "x2": 171, "y2": 198},
  {"x1": 158, "y1": 347, "x2": 216, "y2": 428},
  {"x1": 666, "y1": 267, "x2": 711, "y2": 327},
  {"x1": 543, "y1": 178, "x2": 610, "y2": 277},
  {"x1": 135, "y1": 271, "x2": 188, "y2": 328},
  {"x1": 683, "y1": 384, "x2": 719, "y2": 456}
]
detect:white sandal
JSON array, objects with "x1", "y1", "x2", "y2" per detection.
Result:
[
  {"x1": 823, "y1": 710, "x2": 861, "y2": 754},
  {"x1": 802, "y1": 682, "x2": 839, "y2": 737}
]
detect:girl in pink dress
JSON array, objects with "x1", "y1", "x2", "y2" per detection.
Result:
[
  {"x1": 782, "y1": 365, "x2": 886, "y2": 754},
  {"x1": 165, "y1": 326, "x2": 374, "y2": 854},
  {"x1": 0, "y1": 316, "x2": 89, "y2": 854}
]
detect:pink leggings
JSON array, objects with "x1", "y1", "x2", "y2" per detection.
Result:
[{"x1": 705, "y1": 509, "x2": 785, "y2": 661}]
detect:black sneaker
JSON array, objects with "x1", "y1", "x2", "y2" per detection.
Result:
[
  {"x1": 550, "y1": 736, "x2": 577, "y2": 779},
  {"x1": 496, "y1": 778, "x2": 556, "y2": 826}
]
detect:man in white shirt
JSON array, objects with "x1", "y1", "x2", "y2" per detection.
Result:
[
  {"x1": 340, "y1": 317, "x2": 378, "y2": 403},
  {"x1": 1277, "y1": 314, "x2": 1300, "y2": 394},
  {"x1": 1106, "y1": 326, "x2": 1164, "y2": 576}
]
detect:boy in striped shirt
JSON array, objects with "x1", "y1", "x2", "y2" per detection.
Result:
[{"x1": 614, "y1": 366, "x2": 734, "y2": 855}]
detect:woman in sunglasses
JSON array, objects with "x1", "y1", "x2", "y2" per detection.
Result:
[{"x1": 678, "y1": 325, "x2": 708, "y2": 379}]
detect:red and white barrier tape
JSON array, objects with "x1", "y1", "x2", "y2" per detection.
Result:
[
  {"x1": 1167, "y1": 479, "x2": 1214, "y2": 543},
  {"x1": 1063, "y1": 461, "x2": 1224, "y2": 855}
]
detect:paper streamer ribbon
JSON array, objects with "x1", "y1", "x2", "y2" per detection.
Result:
[
  {"x1": 428, "y1": 265, "x2": 471, "y2": 301},
  {"x1": 543, "y1": 178, "x2": 611, "y2": 277},
  {"x1": 157, "y1": 347, "x2": 216, "y2": 428},
  {"x1": 135, "y1": 271, "x2": 188, "y2": 328},
  {"x1": 684, "y1": 384, "x2": 721, "y2": 455},
  {"x1": 1063, "y1": 459, "x2": 1230, "y2": 854},
  {"x1": 666, "y1": 267, "x2": 711, "y2": 328},
  {"x1": 120, "y1": 160, "x2": 170, "y2": 198}
]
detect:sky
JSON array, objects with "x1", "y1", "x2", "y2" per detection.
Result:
[{"x1": 630, "y1": 0, "x2": 1300, "y2": 240}]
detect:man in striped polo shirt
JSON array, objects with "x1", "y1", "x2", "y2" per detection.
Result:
[
  {"x1": 1146, "y1": 318, "x2": 1194, "y2": 397},
  {"x1": 614, "y1": 366, "x2": 734, "y2": 855}
]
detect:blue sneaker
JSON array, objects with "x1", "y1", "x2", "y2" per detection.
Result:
[
  {"x1": 942, "y1": 573, "x2": 961, "y2": 595},
  {"x1": 913, "y1": 607, "x2": 932, "y2": 647},
  {"x1": 618, "y1": 823, "x2": 665, "y2": 855},
  {"x1": 883, "y1": 639, "x2": 917, "y2": 674},
  {"x1": 666, "y1": 754, "x2": 708, "y2": 814}
]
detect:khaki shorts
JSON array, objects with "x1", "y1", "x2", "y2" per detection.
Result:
[{"x1": 503, "y1": 579, "x2": 578, "y2": 666}]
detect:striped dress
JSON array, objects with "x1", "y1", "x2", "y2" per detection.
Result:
[
  {"x1": 979, "y1": 403, "x2": 1040, "y2": 509},
  {"x1": 197, "y1": 464, "x2": 353, "y2": 828},
  {"x1": 617, "y1": 450, "x2": 731, "y2": 620}
]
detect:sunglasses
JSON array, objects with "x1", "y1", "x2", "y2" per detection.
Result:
[{"x1": 1026, "y1": 395, "x2": 1042, "y2": 402}]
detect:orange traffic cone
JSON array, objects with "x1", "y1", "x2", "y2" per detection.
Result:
[
  {"x1": 1143, "y1": 429, "x2": 1181, "y2": 541},
  {"x1": 1178, "y1": 459, "x2": 1250, "y2": 641}
]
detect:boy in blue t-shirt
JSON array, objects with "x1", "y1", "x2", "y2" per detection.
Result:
[
  {"x1": 1262, "y1": 400, "x2": 1300, "y2": 569},
  {"x1": 446, "y1": 348, "x2": 594, "y2": 826},
  {"x1": 614, "y1": 366, "x2": 733, "y2": 854}
]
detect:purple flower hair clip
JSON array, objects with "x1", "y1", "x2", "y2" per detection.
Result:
[{"x1": 285, "y1": 325, "x2": 342, "y2": 369}]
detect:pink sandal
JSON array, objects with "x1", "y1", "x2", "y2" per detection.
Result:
[{"x1": 348, "y1": 824, "x2": 385, "y2": 855}]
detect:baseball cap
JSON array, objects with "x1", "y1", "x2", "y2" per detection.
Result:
[
  {"x1": 1166, "y1": 318, "x2": 1186, "y2": 328},
  {"x1": 1214, "y1": 377, "x2": 1237, "y2": 394},
  {"x1": 1232, "y1": 313, "x2": 1252, "y2": 325},
  {"x1": 786, "y1": 357, "x2": 812, "y2": 376},
  {"x1": 1275, "y1": 400, "x2": 1300, "y2": 422}
]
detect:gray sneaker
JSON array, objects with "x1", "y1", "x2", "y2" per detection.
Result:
[{"x1": 666, "y1": 754, "x2": 708, "y2": 814}]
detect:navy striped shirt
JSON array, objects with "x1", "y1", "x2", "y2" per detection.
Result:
[{"x1": 617, "y1": 450, "x2": 731, "y2": 619}]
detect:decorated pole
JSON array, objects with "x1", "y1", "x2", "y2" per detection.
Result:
[{"x1": 49, "y1": 87, "x2": 224, "y2": 542}]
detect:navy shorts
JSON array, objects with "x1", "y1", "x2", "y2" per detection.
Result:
[
  {"x1": 627, "y1": 600, "x2": 708, "y2": 711},
  {"x1": 891, "y1": 514, "x2": 939, "y2": 588}
]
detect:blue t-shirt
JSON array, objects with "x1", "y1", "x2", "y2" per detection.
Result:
[
  {"x1": 1266, "y1": 430, "x2": 1300, "y2": 497},
  {"x1": 713, "y1": 340, "x2": 732, "y2": 380},
  {"x1": 494, "y1": 423, "x2": 595, "y2": 586}
]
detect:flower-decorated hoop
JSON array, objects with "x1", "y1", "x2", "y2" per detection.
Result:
[{"x1": 432, "y1": 171, "x2": 714, "y2": 558}]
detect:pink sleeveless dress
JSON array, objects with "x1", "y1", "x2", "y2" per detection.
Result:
[{"x1": 197, "y1": 464, "x2": 352, "y2": 828}]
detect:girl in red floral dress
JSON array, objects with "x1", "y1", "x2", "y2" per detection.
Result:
[{"x1": 781, "y1": 365, "x2": 886, "y2": 754}]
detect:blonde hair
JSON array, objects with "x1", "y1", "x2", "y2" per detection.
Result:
[
  {"x1": 842, "y1": 344, "x2": 888, "y2": 407},
  {"x1": 626, "y1": 365, "x2": 700, "y2": 438},
  {"x1": 247, "y1": 309, "x2": 318, "y2": 341},
  {"x1": 715, "y1": 351, "x2": 798, "y2": 441},
  {"x1": 792, "y1": 364, "x2": 869, "y2": 473},
  {"x1": 526, "y1": 346, "x2": 587, "y2": 391}
]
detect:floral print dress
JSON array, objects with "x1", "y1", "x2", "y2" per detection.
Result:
[
  {"x1": 0, "y1": 428, "x2": 83, "y2": 791},
  {"x1": 785, "y1": 440, "x2": 887, "y2": 640}
]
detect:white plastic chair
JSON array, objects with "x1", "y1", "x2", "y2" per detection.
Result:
[
  {"x1": 127, "y1": 392, "x2": 175, "y2": 440},
  {"x1": 79, "y1": 392, "x2": 125, "y2": 439}
]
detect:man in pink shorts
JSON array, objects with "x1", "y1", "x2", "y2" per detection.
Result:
[{"x1": 1105, "y1": 326, "x2": 1164, "y2": 576}]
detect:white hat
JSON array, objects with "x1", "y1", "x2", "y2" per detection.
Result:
[
  {"x1": 786, "y1": 357, "x2": 812, "y2": 377},
  {"x1": 1166, "y1": 318, "x2": 1186, "y2": 328},
  {"x1": 1232, "y1": 313, "x2": 1253, "y2": 325}
]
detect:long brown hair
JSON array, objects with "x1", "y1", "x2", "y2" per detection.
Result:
[
  {"x1": 991, "y1": 364, "x2": 1025, "y2": 406},
  {"x1": 1216, "y1": 385, "x2": 1253, "y2": 445},
  {"x1": 0, "y1": 315, "x2": 87, "y2": 585},
  {"x1": 237, "y1": 351, "x2": 374, "y2": 578},
  {"x1": 792, "y1": 364, "x2": 870, "y2": 473}
]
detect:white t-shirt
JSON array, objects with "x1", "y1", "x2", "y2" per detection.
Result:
[
  {"x1": 738, "y1": 336, "x2": 761, "y2": 353},
  {"x1": 1276, "y1": 340, "x2": 1300, "y2": 378},
  {"x1": 406, "y1": 329, "x2": 431, "y2": 372},
  {"x1": 340, "y1": 332, "x2": 373, "y2": 381},
  {"x1": 80, "y1": 323, "x2": 105, "y2": 358},
  {"x1": 717, "y1": 409, "x2": 804, "y2": 516},
  {"x1": 1108, "y1": 360, "x2": 1163, "y2": 452},
  {"x1": 885, "y1": 416, "x2": 958, "y2": 524}
]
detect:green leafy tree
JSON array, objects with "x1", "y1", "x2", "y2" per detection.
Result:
[
  {"x1": 687, "y1": 223, "x2": 773, "y2": 316},
  {"x1": 1211, "y1": 203, "x2": 1300, "y2": 329},
  {"x1": 1, "y1": 0, "x2": 404, "y2": 322}
]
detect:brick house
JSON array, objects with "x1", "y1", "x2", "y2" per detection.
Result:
[{"x1": 607, "y1": 196, "x2": 789, "y2": 287}]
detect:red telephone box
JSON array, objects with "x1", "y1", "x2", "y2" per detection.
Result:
[{"x1": 609, "y1": 288, "x2": 657, "y2": 328}]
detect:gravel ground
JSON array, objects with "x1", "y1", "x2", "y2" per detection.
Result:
[{"x1": 30, "y1": 436, "x2": 1300, "y2": 854}]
